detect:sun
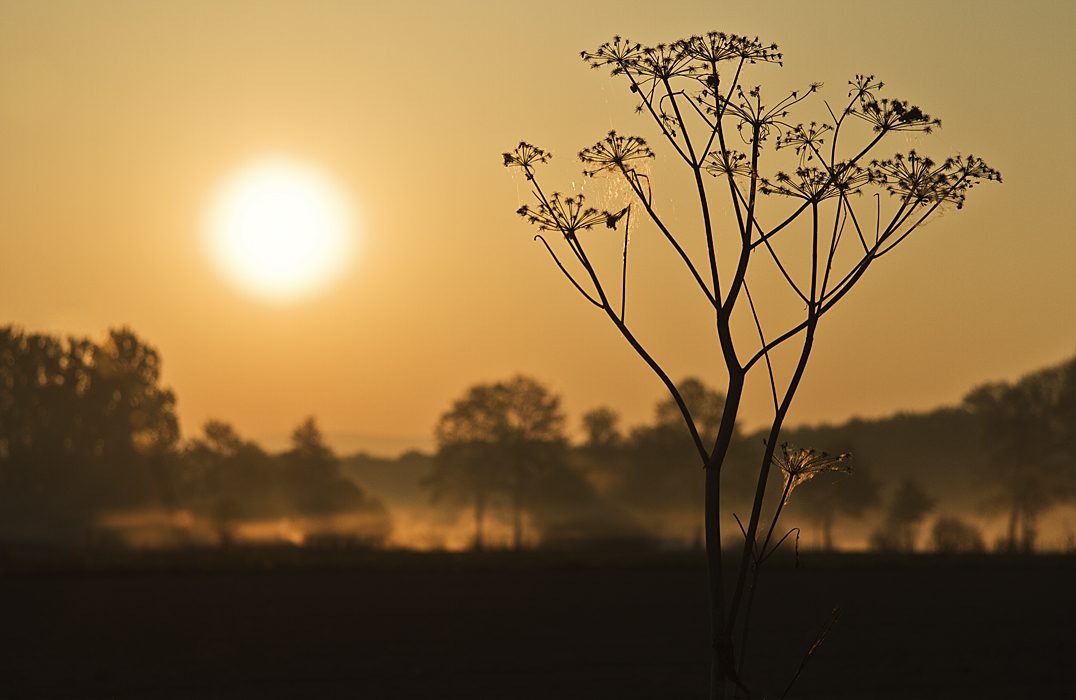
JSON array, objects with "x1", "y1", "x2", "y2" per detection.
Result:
[{"x1": 205, "y1": 157, "x2": 356, "y2": 302}]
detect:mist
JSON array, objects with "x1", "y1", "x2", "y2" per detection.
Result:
[{"x1": 6, "y1": 323, "x2": 1069, "y2": 556}]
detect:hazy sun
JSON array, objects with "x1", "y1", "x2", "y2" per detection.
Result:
[{"x1": 205, "y1": 157, "x2": 356, "y2": 302}]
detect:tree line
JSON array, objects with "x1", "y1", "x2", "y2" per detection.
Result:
[
  {"x1": 3, "y1": 323, "x2": 1073, "y2": 552},
  {"x1": 423, "y1": 360, "x2": 1076, "y2": 553},
  {"x1": 0, "y1": 325, "x2": 387, "y2": 547}
]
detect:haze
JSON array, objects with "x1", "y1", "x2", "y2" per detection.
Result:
[{"x1": 1, "y1": 0, "x2": 1073, "y2": 453}]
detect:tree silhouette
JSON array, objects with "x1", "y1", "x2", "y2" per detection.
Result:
[
  {"x1": 0, "y1": 326, "x2": 179, "y2": 541},
  {"x1": 578, "y1": 407, "x2": 625, "y2": 497},
  {"x1": 428, "y1": 376, "x2": 567, "y2": 550},
  {"x1": 964, "y1": 354, "x2": 1076, "y2": 552},
  {"x1": 505, "y1": 31, "x2": 999, "y2": 698},
  {"x1": 582, "y1": 406, "x2": 622, "y2": 450},
  {"x1": 869, "y1": 478, "x2": 936, "y2": 553},
  {"x1": 930, "y1": 515, "x2": 984, "y2": 554},
  {"x1": 616, "y1": 378, "x2": 744, "y2": 544},
  {"x1": 282, "y1": 416, "x2": 379, "y2": 518},
  {"x1": 180, "y1": 417, "x2": 389, "y2": 546},
  {"x1": 182, "y1": 420, "x2": 277, "y2": 544}
]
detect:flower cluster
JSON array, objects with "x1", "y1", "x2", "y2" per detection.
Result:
[
  {"x1": 580, "y1": 35, "x2": 647, "y2": 77},
  {"x1": 582, "y1": 32, "x2": 782, "y2": 116},
  {"x1": 856, "y1": 97, "x2": 940, "y2": 134},
  {"x1": 579, "y1": 131, "x2": 655, "y2": 177},
  {"x1": 704, "y1": 148, "x2": 754, "y2": 179},
  {"x1": 777, "y1": 122, "x2": 833, "y2": 162},
  {"x1": 515, "y1": 193, "x2": 608, "y2": 239},
  {"x1": 583, "y1": 32, "x2": 781, "y2": 77},
  {"x1": 773, "y1": 443, "x2": 852, "y2": 503},
  {"x1": 868, "y1": 151, "x2": 1001, "y2": 209},
  {"x1": 502, "y1": 142, "x2": 551, "y2": 179},
  {"x1": 841, "y1": 75, "x2": 940, "y2": 134},
  {"x1": 681, "y1": 32, "x2": 781, "y2": 66},
  {"x1": 761, "y1": 162, "x2": 869, "y2": 202}
]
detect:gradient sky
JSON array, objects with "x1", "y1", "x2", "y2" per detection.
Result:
[{"x1": 1, "y1": 0, "x2": 1073, "y2": 454}]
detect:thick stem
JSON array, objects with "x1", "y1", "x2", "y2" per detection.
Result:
[{"x1": 706, "y1": 370, "x2": 745, "y2": 699}]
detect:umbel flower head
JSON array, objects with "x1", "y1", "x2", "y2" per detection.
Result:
[
  {"x1": 704, "y1": 148, "x2": 754, "y2": 179},
  {"x1": 503, "y1": 142, "x2": 551, "y2": 179},
  {"x1": 516, "y1": 193, "x2": 608, "y2": 239},
  {"x1": 761, "y1": 162, "x2": 869, "y2": 202},
  {"x1": 847, "y1": 76, "x2": 940, "y2": 134},
  {"x1": 772, "y1": 442, "x2": 852, "y2": 503},
  {"x1": 680, "y1": 31, "x2": 781, "y2": 66},
  {"x1": 868, "y1": 151, "x2": 1001, "y2": 209},
  {"x1": 579, "y1": 131, "x2": 654, "y2": 177}
]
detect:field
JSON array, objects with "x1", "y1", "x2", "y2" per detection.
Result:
[{"x1": 2, "y1": 548, "x2": 1073, "y2": 699}]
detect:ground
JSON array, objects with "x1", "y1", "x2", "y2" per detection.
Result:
[{"x1": 1, "y1": 549, "x2": 1073, "y2": 699}]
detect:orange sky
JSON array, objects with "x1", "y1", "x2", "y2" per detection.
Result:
[{"x1": 1, "y1": 1, "x2": 1074, "y2": 454}]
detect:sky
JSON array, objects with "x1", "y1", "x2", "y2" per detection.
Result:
[{"x1": 1, "y1": 0, "x2": 1074, "y2": 455}]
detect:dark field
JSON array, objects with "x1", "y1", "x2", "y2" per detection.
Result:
[{"x1": 1, "y1": 549, "x2": 1074, "y2": 699}]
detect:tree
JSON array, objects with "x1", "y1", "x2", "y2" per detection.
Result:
[
  {"x1": 930, "y1": 515, "x2": 984, "y2": 554},
  {"x1": 582, "y1": 406, "x2": 622, "y2": 450},
  {"x1": 179, "y1": 417, "x2": 388, "y2": 546},
  {"x1": 181, "y1": 420, "x2": 278, "y2": 544},
  {"x1": 964, "y1": 354, "x2": 1076, "y2": 552},
  {"x1": 505, "y1": 31, "x2": 998, "y2": 698},
  {"x1": 869, "y1": 478, "x2": 936, "y2": 552},
  {"x1": 616, "y1": 378, "x2": 739, "y2": 544},
  {"x1": 578, "y1": 406, "x2": 625, "y2": 496},
  {"x1": 0, "y1": 326, "x2": 179, "y2": 541},
  {"x1": 427, "y1": 376, "x2": 567, "y2": 550},
  {"x1": 282, "y1": 416, "x2": 380, "y2": 518}
]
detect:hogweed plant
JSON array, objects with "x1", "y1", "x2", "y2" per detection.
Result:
[{"x1": 504, "y1": 31, "x2": 999, "y2": 699}]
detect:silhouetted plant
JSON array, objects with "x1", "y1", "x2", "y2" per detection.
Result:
[{"x1": 505, "y1": 30, "x2": 998, "y2": 699}]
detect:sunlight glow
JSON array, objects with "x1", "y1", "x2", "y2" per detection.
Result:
[{"x1": 206, "y1": 157, "x2": 357, "y2": 301}]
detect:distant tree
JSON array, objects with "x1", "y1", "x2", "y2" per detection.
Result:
[
  {"x1": 869, "y1": 478, "x2": 936, "y2": 552},
  {"x1": 930, "y1": 515, "x2": 984, "y2": 554},
  {"x1": 428, "y1": 376, "x2": 567, "y2": 550},
  {"x1": 964, "y1": 354, "x2": 1076, "y2": 552},
  {"x1": 180, "y1": 417, "x2": 388, "y2": 546},
  {"x1": 578, "y1": 407, "x2": 625, "y2": 496},
  {"x1": 181, "y1": 420, "x2": 278, "y2": 544},
  {"x1": 0, "y1": 326, "x2": 178, "y2": 541},
  {"x1": 615, "y1": 378, "x2": 749, "y2": 544},
  {"x1": 505, "y1": 30, "x2": 998, "y2": 697},
  {"x1": 89, "y1": 328, "x2": 179, "y2": 460},
  {"x1": 283, "y1": 416, "x2": 377, "y2": 516},
  {"x1": 582, "y1": 406, "x2": 623, "y2": 449}
]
